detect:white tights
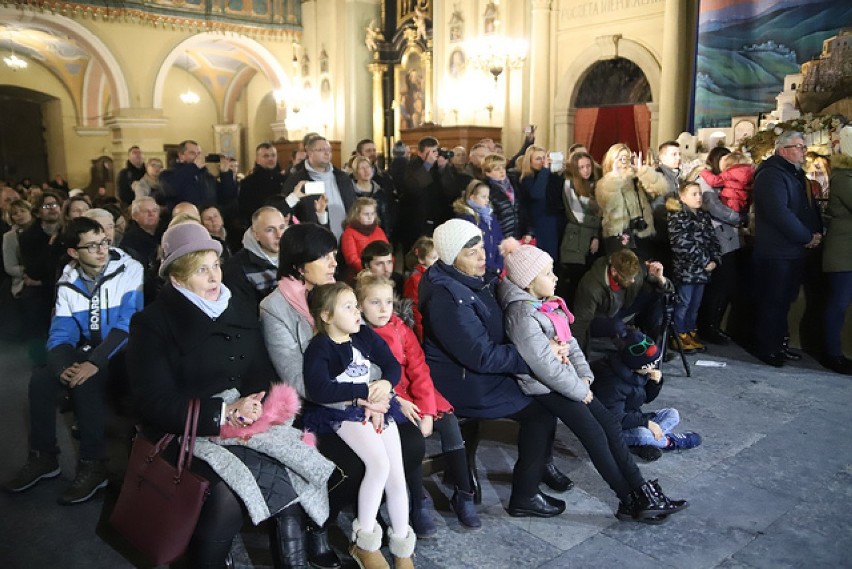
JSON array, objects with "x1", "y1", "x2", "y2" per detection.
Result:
[{"x1": 336, "y1": 420, "x2": 409, "y2": 538}]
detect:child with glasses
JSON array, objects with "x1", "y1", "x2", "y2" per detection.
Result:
[
  {"x1": 499, "y1": 239, "x2": 688, "y2": 523},
  {"x1": 592, "y1": 328, "x2": 702, "y2": 461}
]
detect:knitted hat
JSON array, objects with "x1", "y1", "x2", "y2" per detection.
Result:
[
  {"x1": 432, "y1": 219, "x2": 483, "y2": 265},
  {"x1": 159, "y1": 222, "x2": 222, "y2": 277},
  {"x1": 502, "y1": 238, "x2": 554, "y2": 290},
  {"x1": 619, "y1": 329, "x2": 662, "y2": 370}
]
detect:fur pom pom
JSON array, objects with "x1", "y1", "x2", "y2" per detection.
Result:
[
  {"x1": 499, "y1": 237, "x2": 521, "y2": 257},
  {"x1": 219, "y1": 382, "x2": 302, "y2": 440},
  {"x1": 301, "y1": 430, "x2": 318, "y2": 447}
]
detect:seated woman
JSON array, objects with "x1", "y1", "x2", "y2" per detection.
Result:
[
  {"x1": 259, "y1": 223, "x2": 425, "y2": 569},
  {"x1": 127, "y1": 222, "x2": 333, "y2": 569},
  {"x1": 418, "y1": 219, "x2": 565, "y2": 517}
]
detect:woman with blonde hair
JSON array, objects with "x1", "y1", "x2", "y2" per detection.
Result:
[{"x1": 519, "y1": 145, "x2": 565, "y2": 260}]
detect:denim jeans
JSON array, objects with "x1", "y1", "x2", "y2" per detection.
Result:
[
  {"x1": 622, "y1": 408, "x2": 680, "y2": 448},
  {"x1": 825, "y1": 271, "x2": 852, "y2": 357},
  {"x1": 674, "y1": 283, "x2": 705, "y2": 334}
]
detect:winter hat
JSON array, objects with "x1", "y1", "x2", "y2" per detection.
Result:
[
  {"x1": 159, "y1": 221, "x2": 222, "y2": 277},
  {"x1": 501, "y1": 238, "x2": 553, "y2": 290},
  {"x1": 432, "y1": 219, "x2": 483, "y2": 265},
  {"x1": 619, "y1": 328, "x2": 662, "y2": 370}
]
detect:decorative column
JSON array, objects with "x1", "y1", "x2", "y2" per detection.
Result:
[
  {"x1": 554, "y1": 108, "x2": 570, "y2": 154},
  {"x1": 369, "y1": 61, "x2": 386, "y2": 153},
  {"x1": 647, "y1": 102, "x2": 660, "y2": 151},
  {"x1": 104, "y1": 108, "x2": 168, "y2": 168},
  {"x1": 529, "y1": 0, "x2": 551, "y2": 147},
  {"x1": 657, "y1": 0, "x2": 688, "y2": 142},
  {"x1": 423, "y1": 39, "x2": 434, "y2": 124}
]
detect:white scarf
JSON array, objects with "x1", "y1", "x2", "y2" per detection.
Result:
[
  {"x1": 564, "y1": 180, "x2": 588, "y2": 224},
  {"x1": 174, "y1": 283, "x2": 232, "y2": 319}
]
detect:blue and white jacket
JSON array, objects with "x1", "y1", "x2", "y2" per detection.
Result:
[{"x1": 47, "y1": 248, "x2": 144, "y2": 374}]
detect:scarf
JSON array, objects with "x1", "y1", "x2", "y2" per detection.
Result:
[
  {"x1": 175, "y1": 283, "x2": 232, "y2": 319},
  {"x1": 277, "y1": 276, "x2": 314, "y2": 329},
  {"x1": 305, "y1": 162, "x2": 346, "y2": 239},
  {"x1": 564, "y1": 181, "x2": 588, "y2": 224},
  {"x1": 348, "y1": 220, "x2": 378, "y2": 237},
  {"x1": 467, "y1": 200, "x2": 493, "y2": 225},
  {"x1": 531, "y1": 296, "x2": 574, "y2": 342},
  {"x1": 495, "y1": 177, "x2": 514, "y2": 203}
]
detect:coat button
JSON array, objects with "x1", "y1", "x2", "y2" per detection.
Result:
[
  {"x1": 229, "y1": 376, "x2": 236, "y2": 382},
  {"x1": 229, "y1": 356, "x2": 235, "y2": 361},
  {"x1": 236, "y1": 333, "x2": 242, "y2": 339},
  {"x1": 224, "y1": 335, "x2": 232, "y2": 341},
  {"x1": 240, "y1": 354, "x2": 246, "y2": 360}
]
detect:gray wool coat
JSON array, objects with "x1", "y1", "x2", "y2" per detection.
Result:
[
  {"x1": 497, "y1": 279, "x2": 593, "y2": 402},
  {"x1": 259, "y1": 289, "x2": 314, "y2": 398}
]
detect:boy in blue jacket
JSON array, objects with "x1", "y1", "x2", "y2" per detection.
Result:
[
  {"x1": 592, "y1": 329, "x2": 702, "y2": 462},
  {"x1": 3, "y1": 217, "x2": 143, "y2": 504}
]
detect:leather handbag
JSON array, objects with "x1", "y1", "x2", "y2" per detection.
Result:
[{"x1": 110, "y1": 399, "x2": 210, "y2": 565}]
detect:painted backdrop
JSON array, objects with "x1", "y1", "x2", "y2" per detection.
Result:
[{"x1": 694, "y1": 0, "x2": 852, "y2": 129}]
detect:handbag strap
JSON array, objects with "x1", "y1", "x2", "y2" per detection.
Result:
[{"x1": 176, "y1": 399, "x2": 201, "y2": 478}]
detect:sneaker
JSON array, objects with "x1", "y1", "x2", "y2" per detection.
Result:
[
  {"x1": 664, "y1": 432, "x2": 702, "y2": 451},
  {"x1": 630, "y1": 445, "x2": 663, "y2": 462},
  {"x1": 58, "y1": 460, "x2": 108, "y2": 505},
  {"x1": 3, "y1": 451, "x2": 60, "y2": 493}
]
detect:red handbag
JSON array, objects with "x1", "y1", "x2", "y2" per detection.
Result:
[{"x1": 110, "y1": 399, "x2": 210, "y2": 565}]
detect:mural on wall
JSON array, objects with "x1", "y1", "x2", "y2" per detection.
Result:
[
  {"x1": 449, "y1": 4, "x2": 464, "y2": 42},
  {"x1": 448, "y1": 48, "x2": 466, "y2": 79},
  {"x1": 694, "y1": 0, "x2": 852, "y2": 129},
  {"x1": 398, "y1": 52, "x2": 425, "y2": 130}
]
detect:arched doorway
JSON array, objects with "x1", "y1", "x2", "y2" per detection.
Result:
[
  {"x1": 573, "y1": 57, "x2": 652, "y2": 162},
  {"x1": 0, "y1": 86, "x2": 54, "y2": 182}
]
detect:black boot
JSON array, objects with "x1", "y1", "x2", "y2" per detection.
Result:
[
  {"x1": 541, "y1": 460, "x2": 574, "y2": 493},
  {"x1": 306, "y1": 521, "x2": 342, "y2": 569},
  {"x1": 781, "y1": 337, "x2": 802, "y2": 361},
  {"x1": 623, "y1": 480, "x2": 688, "y2": 521},
  {"x1": 269, "y1": 505, "x2": 308, "y2": 569}
]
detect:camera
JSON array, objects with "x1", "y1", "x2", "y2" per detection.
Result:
[
  {"x1": 629, "y1": 217, "x2": 648, "y2": 232},
  {"x1": 437, "y1": 148, "x2": 455, "y2": 160}
]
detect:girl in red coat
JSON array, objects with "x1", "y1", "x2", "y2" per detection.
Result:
[
  {"x1": 402, "y1": 236, "x2": 439, "y2": 341},
  {"x1": 340, "y1": 197, "x2": 389, "y2": 283},
  {"x1": 356, "y1": 271, "x2": 482, "y2": 535},
  {"x1": 698, "y1": 151, "x2": 755, "y2": 221}
]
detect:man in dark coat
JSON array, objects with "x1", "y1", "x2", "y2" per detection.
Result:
[
  {"x1": 237, "y1": 142, "x2": 287, "y2": 230},
  {"x1": 751, "y1": 131, "x2": 823, "y2": 367},
  {"x1": 116, "y1": 145, "x2": 145, "y2": 208},
  {"x1": 159, "y1": 140, "x2": 238, "y2": 214}
]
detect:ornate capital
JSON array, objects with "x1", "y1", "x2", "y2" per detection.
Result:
[{"x1": 595, "y1": 34, "x2": 622, "y2": 60}]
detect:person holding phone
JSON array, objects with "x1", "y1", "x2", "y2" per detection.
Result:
[
  {"x1": 518, "y1": 145, "x2": 566, "y2": 261},
  {"x1": 159, "y1": 140, "x2": 238, "y2": 214}
]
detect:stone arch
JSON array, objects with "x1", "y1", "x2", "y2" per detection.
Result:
[
  {"x1": 0, "y1": 6, "x2": 131, "y2": 126},
  {"x1": 152, "y1": 32, "x2": 288, "y2": 116}
]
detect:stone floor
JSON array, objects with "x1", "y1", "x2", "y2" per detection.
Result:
[{"x1": 1, "y1": 337, "x2": 851, "y2": 569}]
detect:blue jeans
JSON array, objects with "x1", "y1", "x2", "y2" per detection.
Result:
[
  {"x1": 825, "y1": 271, "x2": 852, "y2": 357},
  {"x1": 674, "y1": 283, "x2": 705, "y2": 334},
  {"x1": 622, "y1": 408, "x2": 680, "y2": 448}
]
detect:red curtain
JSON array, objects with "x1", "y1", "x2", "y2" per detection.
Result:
[
  {"x1": 573, "y1": 108, "x2": 598, "y2": 151},
  {"x1": 588, "y1": 105, "x2": 638, "y2": 163}
]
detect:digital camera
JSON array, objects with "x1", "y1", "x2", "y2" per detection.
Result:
[
  {"x1": 629, "y1": 217, "x2": 649, "y2": 232},
  {"x1": 437, "y1": 148, "x2": 455, "y2": 160}
]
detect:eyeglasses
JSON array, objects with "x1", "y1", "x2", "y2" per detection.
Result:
[
  {"x1": 41, "y1": 203, "x2": 60, "y2": 209},
  {"x1": 616, "y1": 156, "x2": 630, "y2": 163},
  {"x1": 627, "y1": 336, "x2": 656, "y2": 356},
  {"x1": 784, "y1": 144, "x2": 806, "y2": 151},
  {"x1": 76, "y1": 239, "x2": 111, "y2": 253}
]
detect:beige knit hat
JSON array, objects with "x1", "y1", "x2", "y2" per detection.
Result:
[
  {"x1": 432, "y1": 219, "x2": 483, "y2": 265},
  {"x1": 502, "y1": 238, "x2": 553, "y2": 290}
]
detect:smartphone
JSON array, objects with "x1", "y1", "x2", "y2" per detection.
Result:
[
  {"x1": 524, "y1": 124, "x2": 533, "y2": 135},
  {"x1": 204, "y1": 153, "x2": 222, "y2": 163},
  {"x1": 549, "y1": 151, "x2": 564, "y2": 172},
  {"x1": 303, "y1": 181, "x2": 325, "y2": 195}
]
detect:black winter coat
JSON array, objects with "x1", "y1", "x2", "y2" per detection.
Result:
[
  {"x1": 487, "y1": 175, "x2": 524, "y2": 240},
  {"x1": 127, "y1": 284, "x2": 277, "y2": 439},
  {"x1": 590, "y1": 354, "x2": 663, "y2": 430},
  {"x1": 238, "y1": 164, "x2": 288, "y2": 226}
]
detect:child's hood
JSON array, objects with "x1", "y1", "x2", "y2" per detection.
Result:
[{"x1": 665, "y1": 195, "x2": 683, "y2": 212}]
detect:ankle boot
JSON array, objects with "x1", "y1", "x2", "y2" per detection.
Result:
[
  {"x1": 450, "y1": 489, "x2": 481, "y2": 529},
  {"x1": 409, "y1": 501, "x2": 437, "y2": 539},
  {"x1": 269, "y1": 505, "x2": 308, "y2": 568},
  {"x1": 541, "y1": 460, "x2": 574, "y2": 493},
  {"x1": 387, "y1": 526, "x2": 416, "y2": 569},
  {"x1": 306, "y1": 521, "x2": 342, "y2": 569},
  {"x1": 349, "y1": 519, "x2": 389, "y2": 569},
  {"x1": 629, "y1": 480, "x2": 689, "y2": 520}
]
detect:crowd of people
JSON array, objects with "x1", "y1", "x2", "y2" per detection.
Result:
[{"x1": 1, "y1": 125, "x2": 850, "y2": 568}]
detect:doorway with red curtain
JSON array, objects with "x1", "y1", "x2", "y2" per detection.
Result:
[{"x1": 572, "y1": 58, "x2": 652, "y2": 164}]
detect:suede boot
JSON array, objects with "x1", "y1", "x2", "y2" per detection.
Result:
[
  {"x1": 349, "y1": 519, "x2": 389, "y2": 569},
  {"x1": 387, "y1": 526, "x2": 416, "y2": 569},
  {"x1": 450, "y1": 489, "x2": 481, "y2": 529}
]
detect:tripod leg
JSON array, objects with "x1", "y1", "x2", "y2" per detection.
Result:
[{"x1": 669, "y1": 322, "x2": 692, "y2": 377}]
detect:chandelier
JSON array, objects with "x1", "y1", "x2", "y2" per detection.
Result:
[{"x1": 466, "y1": 35, "x2": 528, "y2": 82}]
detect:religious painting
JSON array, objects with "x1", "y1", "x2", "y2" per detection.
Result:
[
  {"x1": 321, "y1": 78, "x2": 331, "y2": 101},
  {"x1": 483, "y1": 2, "x2": 498, "y2": 34},
  {"x1": 319, "y1": 47, "x2": 329, "y2": 74},
  {"x1": 301, "y1": 53, "x2": 310, "y2": 77},
  {"x1": 448, "y1": 48, "x2": 466, "y2": 79},
  {"x1": 694, "y1": 0, "x2": 852, "y2": 129},
  {"x1": 449, "y1": 3, "x2": 464, "y2": 42},
  {"x1": 398, "y1": 52, "x2": 425, "y2": 130}
]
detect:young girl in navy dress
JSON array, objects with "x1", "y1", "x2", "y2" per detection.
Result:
[
  {"x1": 356, "y1": 272, "x2": 482, "y2": 535},
  {"x1": 302, "y1": 282, "x2": 416, "y2": 568}
]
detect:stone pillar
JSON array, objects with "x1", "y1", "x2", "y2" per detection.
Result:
[
  {"x1": 423, "y1": 40, "x2": 434, "y2": 124},
  {"x1": 657, "y1": 0, "x2": 688, "y2": 142},
  {"x1": 104, "y1": 108, "x2": 168, "y2": 169},
  {"x1": 369, "y1": 62, "x2": 386, "y2": 153},
  {"x1": 554, "y1": 108, "x2": 569, "y2": 154},
  {"x1": 647, "y1": 102, "x2": 660, "y2": 151},
  {"x1": 270, "y1": 120, "x2": 288, "y2": 141},
  {"x1": 529, "y1": 0, "x2": 551, "y2": 148}
]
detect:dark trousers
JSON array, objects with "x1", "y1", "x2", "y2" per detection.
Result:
[
  {"x1": 825, "y1": 271, "x2": 852, "y2": 357},
  {"x1": 535, "y1": 393, "x2": 643, "y2": 501},
  {"x1": 29, "y1": 365, "x2": 108, "y2": 461},
  {"x1": 506, "y1": 400, "x2": 557, "y2": 499},
  {"x1": 698, "y1": 248, "x2": 742, "y2": 332},
  {"x1": 752, "y1": 255, "x2": 807, "y2": 356}
]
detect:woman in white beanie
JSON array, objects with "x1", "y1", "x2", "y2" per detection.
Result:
[
  {"x1": 498, "y1": 239, "x2": 689, "y2": 523},
  {"x1": 418, "y1": 219, "x2": 565, "y2": 517}
]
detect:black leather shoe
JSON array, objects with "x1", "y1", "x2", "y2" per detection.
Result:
[
  {"x1": 507, "y1": 492, "x2": 565, "y2": 518},
  {"x1": 306, "y1": 523, "x2": 341, "y2": 569},
  {"x1": 756, "y1": 352, "x2": 785, "y2": 367},
  {"x1": 781, "y1": 348, "x2": 802, "y2": 361},
  {"x1": 542, "y1": 462, "x2": 574, "y2": 493},
  {"x1": 822, "y1": 355, "x2": 852, "y2": 376},
  {"x1": 540, "y1": 492, "x2": 566, "y2": 511}
]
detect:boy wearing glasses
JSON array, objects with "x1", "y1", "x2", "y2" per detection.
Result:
[
  {"x1": 592, "y1": 329, "x2": 702, "y2": 462},
  {"x1": 3, "y1": 217, "x2": 143, "y2": 504}
]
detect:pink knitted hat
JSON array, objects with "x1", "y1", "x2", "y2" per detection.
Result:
[{"x1": 502, "y1": 238, "x2": 554, "y2": 290}]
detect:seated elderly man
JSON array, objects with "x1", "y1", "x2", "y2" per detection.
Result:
[{"x1": 572, "y1": 249, "x2": 674, "y2": 354}]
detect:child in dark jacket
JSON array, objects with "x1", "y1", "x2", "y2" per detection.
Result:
[
  {"x1": 402, "y1": 236, "x2": 438, "y2": 342},
  {"x1": 453, "y1": 179, "x2": 505, "y2": 276},
  {"x1": 592, "y1": 329, "x2": 702, "y2": 462},
  {"x1": 666, "y1": 182, "x2": 722, "y2": 354}
]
